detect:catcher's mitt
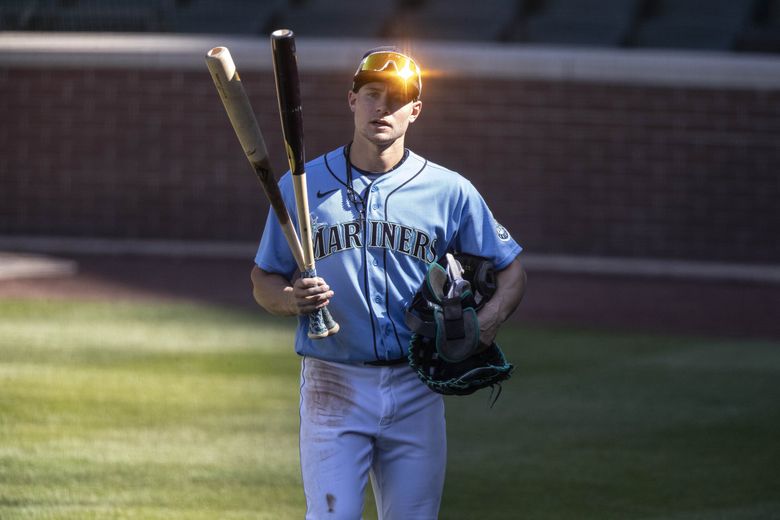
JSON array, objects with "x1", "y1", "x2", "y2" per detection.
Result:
[{"x1": 405, "y1": 253, "x2": 514, "y2": 397}]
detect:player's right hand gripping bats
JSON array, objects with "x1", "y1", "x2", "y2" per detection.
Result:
[{"x1": 205, "y1": 43, "x2": 338, "y2": 339}]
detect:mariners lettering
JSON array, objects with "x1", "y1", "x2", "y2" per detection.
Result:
[
  {"x1": 343, "y1": 221, "x2": 362, "y2": 250},
  {"x1": 327, "y1": 226, "x2": 343, "y2": 255},
  {"x1": 369, "y1": 220, "x2": 381, "y2": 247},
  {"x1": 398, "y1": 226, "x2": 413, "y2": 255},
  {"x1": 411, "y1": 230, "x2": 431, "y2": 260},
  {"x1": 313, "y1": 220, "x2": 436, "y2": 263},
  {"x1": 380, "y1": 222, "x2": 396, "y2": 250}
]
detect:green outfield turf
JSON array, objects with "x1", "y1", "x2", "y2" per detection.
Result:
[{"x1": 1, "y1": 299, "x2": 778, "y2": 519}]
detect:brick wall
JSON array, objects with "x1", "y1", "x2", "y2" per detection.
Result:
[
  {"x1": 1, "y1": 43, "x2": 779, "y2": 264},
  {"x1": 412, "y1": 78, "x2": 780, "y2": 264}
]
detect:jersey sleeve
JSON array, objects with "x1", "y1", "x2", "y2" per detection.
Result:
[
  {"x1": 254, "y1": 175, "x2": 298, "y2": 279},
  {"x1": 451, "y1": 182, "x2": 522, "y2": 270}
]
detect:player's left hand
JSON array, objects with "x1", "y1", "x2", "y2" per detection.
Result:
[{"x1": 476, "y1": 306, "x2": 500, "y2": 351}]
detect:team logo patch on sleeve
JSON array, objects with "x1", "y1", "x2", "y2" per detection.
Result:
[{"x1": 495, "y1": 223, "x2": 511, "y2": 242}]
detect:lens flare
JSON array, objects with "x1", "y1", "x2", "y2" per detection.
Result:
[{"x1": 398, "y1": 62, "x2": 414, "y2": 80}]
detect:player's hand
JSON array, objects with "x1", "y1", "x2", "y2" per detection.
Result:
[
  {"x1": 476, "y1": 306, "x2": 500, "y2": 351},
  {"x1": 292, "y1": 277, "x2": 334, "y2": 315}
]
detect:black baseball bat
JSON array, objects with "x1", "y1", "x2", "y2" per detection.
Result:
[{"x1": 271, "y1": 29, "x2": 339, "y2": 339}]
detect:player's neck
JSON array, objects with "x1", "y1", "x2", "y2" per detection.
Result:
[{"x1": 349, "y1": 136, "x2": 405, "y2": 173}]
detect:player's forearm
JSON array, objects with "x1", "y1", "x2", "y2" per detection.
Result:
[
  {"x1": 492, "y1": 256, "x2": 526, "y2": 323},
  {"x1": 250, "y1": 266, "x2": 298, "y2": 316},
  {"x1": 477, "y1": 257, "x2": 527, "y2": 344}
]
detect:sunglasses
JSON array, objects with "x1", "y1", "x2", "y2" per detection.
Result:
[{"x1": 354, "y1": 51, "x2": 422, "y2": 99}]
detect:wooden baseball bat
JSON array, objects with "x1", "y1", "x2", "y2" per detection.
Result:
[
  {"x1": 270, "y1": 30, "x2": 339, "y2": 339},
  {"x1": 205, "y1": 46, "x2": 306, "y2": 271}
]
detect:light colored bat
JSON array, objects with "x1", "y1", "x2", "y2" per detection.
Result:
[{"x1": 205, "y1": 46, "x2": 305, "y2": 270}]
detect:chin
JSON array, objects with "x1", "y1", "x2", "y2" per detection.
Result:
[
  {"x1": 371, "y1": 137, "x2": 398, "y2": 148},
  {"x1": 365, "y1": 131, "x2": 397, "y2": 146}
]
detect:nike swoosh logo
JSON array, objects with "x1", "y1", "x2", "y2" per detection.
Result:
[{"x1": 316, "y1": 188, "x2": 339, "y2": 199}]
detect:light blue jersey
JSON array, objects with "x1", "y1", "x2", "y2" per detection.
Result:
[{"x1": 255, "y1": 145, "x2": 522, "y2": 364}]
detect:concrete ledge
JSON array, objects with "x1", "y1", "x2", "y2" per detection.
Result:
[
  {"x1": 0, "y1": 252, "x2": 78, "y2": 280},
  {"x1": 1, "y1": 32, "x2": 779, "y2": 89},
  {"x1": 1, "y1": 236, "x2": 778, "y2": 284},
  {"x1": 0, "y1": 236, "x2": 255, "y2": 259},
  {"x1": 522, "y1": 254, "x2": 780, "y2": 284}
]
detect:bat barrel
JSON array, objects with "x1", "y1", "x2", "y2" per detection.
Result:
[
  {"x1": 271, "y1": 29, "x2": 305, "y2": 177},
  {"x1": 205, "y1": 44, "x2": 306, "y2": 272}
]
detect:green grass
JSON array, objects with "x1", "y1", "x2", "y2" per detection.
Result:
[
  {"x1": 1, "y1": 299, "x2": 779, "y2": 519},
  {"x1": 0, "y1": 300, "x2": 302, "y2": 519}
]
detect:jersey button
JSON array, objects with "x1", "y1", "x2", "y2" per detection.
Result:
[
  {"x1": 371, "y1": 186, "x2": 378, "y2": 192},
  {"x1": 374, "y1": 295, "x2": 382, "y2": 304},
  {"x1": 372, "y1": 259, "x2": 379, "y2": 267}
]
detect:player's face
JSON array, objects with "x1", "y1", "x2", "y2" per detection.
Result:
[{"x1": 349, "y1": 82, "x2": 422, "y2": 147}]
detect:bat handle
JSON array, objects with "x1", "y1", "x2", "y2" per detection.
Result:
[{"x1": 303, "y1": 268, "x2": 340, "y2": 339}]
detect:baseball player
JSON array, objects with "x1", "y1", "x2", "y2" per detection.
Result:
[{"x1": 251, "y1": 47, "x2": 526, "y2": 519}]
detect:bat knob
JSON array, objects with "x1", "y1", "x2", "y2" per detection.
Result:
[
  {"x1": 271, "y1": 28, "x2": 294, "y2": 40},
  {"x1": 307, "y1": 307, "x2": 339, "y2": 339},
  {"x1": 322, "y1": 307, "x2": 339, "y2": 335}
]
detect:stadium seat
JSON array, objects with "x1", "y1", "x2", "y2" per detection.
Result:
[
  {"x1": 384, "y1": 0, "x2": 518, "y2": 41},
  {"x1": 2, "y1": 0, "x2": 776, "y2": 54},
  {"x1": 172, "y1": 0, "x2": 281, "y2": 35},
  {"x1": 272, "y1": 0, "x2": 395, "y2": 39},
  {"x1": 0, "y1": 0, "x2": 31, "y2": 30},
  {"x1": 633, "y1": 0, "x2": 758, "y2": 51},
  {"x1": 507, "y1": 0, "x2": 641, "y2": 46},
  {"x1": 737, "y1": 0, "x2": 780, "y2": 53},
  {"x1": 6, "y1": 0, "x2": 173, "y2": 32}
]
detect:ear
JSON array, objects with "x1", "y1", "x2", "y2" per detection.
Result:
[
  {"x1": 348, "y1": 90, "x2": 357, "y2": 113},
  {"x1": 408, "y1": 100, "x2": 422, "y2": 123}
]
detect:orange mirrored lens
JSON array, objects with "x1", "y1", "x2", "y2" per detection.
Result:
[
  {"x1": 357, "y1": 51, "x2": 421, "y2": 96},
  {"x1": 360, "y1": 52, "x2": 416, "y2": 74}
]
